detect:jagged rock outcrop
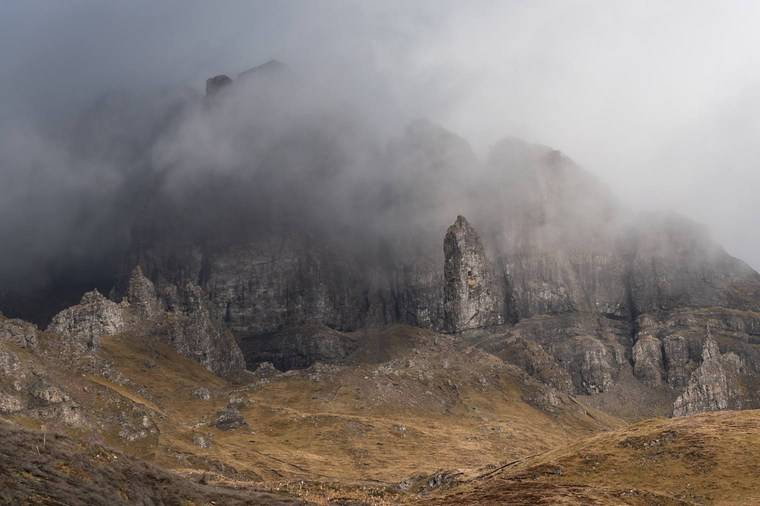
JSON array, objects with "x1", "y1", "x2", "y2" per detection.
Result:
[
  {"x1": 161, "y1": 281, "x2": 246, "y2": 377},
  {"x1": 443, "y1": 216, "x2": 505, "y2": 333},
  {"x1": 571, "y1": 336, "x2": 618, "y2": 394},
  {"x1": 47, "y1": 290, "x2": 127, "y2": 353},
  {"x1": 127, "y1": 266, "x2": 161, "y2": 319},
  {"x1": 0, "y1": 342, "x2": 83, "y2": 425},
  {"x1": 673, "y1": 336, "x2": 744, "y2": 416},
  {"x1": 475, "y1": 313, "x2": 628, "y2": 395},
  {"x1": 0, "y1": 314, "x2": 38, "y2": 349},
  {"x1": 636, "y1": 308, "x2": 760, "y2": 399},
  {"x1": 42, "y1": 267, "x2": 245, "y2": 377},
  {"x1": 3, "y1": 76, "x2": 760, "y2": 419}
]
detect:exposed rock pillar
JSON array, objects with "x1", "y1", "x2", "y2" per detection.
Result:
[{"x1": 443, "y1": 215, "x2": 504, "y2": 333}]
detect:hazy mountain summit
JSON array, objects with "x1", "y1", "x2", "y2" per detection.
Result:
[{"x1": 3, "y1": 63, "x2": 760, "y2": 504}]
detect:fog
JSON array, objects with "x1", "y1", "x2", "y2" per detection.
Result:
[{"x1": 1, "y1": 1, "x2": 759, "y2": 319}]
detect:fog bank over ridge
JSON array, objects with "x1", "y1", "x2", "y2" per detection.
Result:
[{"x1": 0, "y1": 0, "x2": 759, "y2": 300}]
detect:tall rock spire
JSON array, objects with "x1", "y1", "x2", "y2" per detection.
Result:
[{"x1": 443, "y1": 215, "x2": 505, "y2": 333}]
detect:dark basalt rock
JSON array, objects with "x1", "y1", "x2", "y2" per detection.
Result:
[
  {"x1": 632, "y1": 335, "x2": 665, "y2": 387},
  {"x1": 205, "y1": 74, "x2": 232, "y2": 96},
  {"x1": 43, "y1": 266, "x2": 246, "y2": 377},
  {"x1": 443, "y1": 216, "x2": 506, "y2": 333},
  {"x1": 240, "y1": 323, "x2": 358, "y2": 371},
  {"x1": 127, "y1": 266, "x2": 160, "y2": 319},
  {"x1": 673, "y1": 336, "x2": 745, "y2": 416},
  {"x1": 4, "y1": 79, "x2": 760, "y2": 419}
]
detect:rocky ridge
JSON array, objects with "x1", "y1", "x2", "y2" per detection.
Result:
[
  {"x1": 45, "y1": 266, "x2": 244, "y2": 376},
  {"x1": 3, "y1": 67, "x2": 760, "y2": 422}
]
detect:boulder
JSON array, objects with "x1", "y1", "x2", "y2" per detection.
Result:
[
  {"x1": 192, "y1": 387, "x2": 211, "y2": 401},
  {"x1": 213, "y1": 406, "x2": 246, "y2": 430}
]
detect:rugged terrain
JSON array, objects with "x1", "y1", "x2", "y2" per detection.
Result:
[
  {"x1": 3, "y1": 64, "x2": 760, "y2": 504},
  {"x1": 0, "y1": 308, "x2": 622, "y2": 504}
]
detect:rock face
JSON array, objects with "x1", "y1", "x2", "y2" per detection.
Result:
[
  {"x1": 632, "y1": 336, "x2": 665, "y2": 387},
  {"x1": 48, "y1": 290, "x2": 127, "y2": 352},
  {"x1": 43, "y1": 267, "x2": 245, "y2": 377},
  {"x1": 484, "y1": 335, "x2": 573, "y2": 393},
  {"x1": 127, "y1": 266, "x2": 161, "y2": 319},
  {"x1": 162, "y1": 281, "x2": 246, "y2": 377},
  {"x1": 240, "y1": 323, "x2": 358, "y2": 371},
  {"x1": 479, "y1": 313, "x2": 628, "y2": 396},
  {"x1": 662, "y1": 335, "x2": 692, "y2": 388},
  {"x1": 4, "y1": 88, "x2": 760, "y2": 420},
  {"x1": 443, "y1": 216, "x2": 505, "y2": 333},
  {"x1": 572, "y1": 336, "x2": 618, "y2": 394},
  {"x1": 673, "y1": 336, "x2": 744, "y2": 416},
  {"x1": 0, "y1": 315, "x2": 38, "y2": 349}
]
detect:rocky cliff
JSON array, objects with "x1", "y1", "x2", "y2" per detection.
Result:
[
  {"x1": 443, "y1": 216, "x2": 506, "y2": 332},
  {"x1": 44, "y1": 267, "x2": 245, "y2": 377},
  {"x1": 2, "y1": 67, "x2": 760, "y2": 419}
]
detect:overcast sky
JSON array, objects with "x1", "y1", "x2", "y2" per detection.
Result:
[{"x1": 1, "y1": 1, "x2": 759, "y2": 268}]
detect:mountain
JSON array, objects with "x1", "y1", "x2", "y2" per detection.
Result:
[{"x1": 3, "y1": 64, "x2": 760, "y2": 503}]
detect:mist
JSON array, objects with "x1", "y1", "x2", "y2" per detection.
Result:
[{"x1": 1, "y1": 1, "x2": 760, "y2": 322}]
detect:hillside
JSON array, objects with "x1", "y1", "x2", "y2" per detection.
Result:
[
  {"x1": 0, "y1": 422, "x2": 304, "y2": 506},
  {"x1": 1, "y1": 318, "x2": 621, "y2": 504},
  {"x1": 420, "y1": 410, "x2": 760, "y2": 505},
  {"x1": 2, "y1": 63, "x2": 760, "y2": 506}
]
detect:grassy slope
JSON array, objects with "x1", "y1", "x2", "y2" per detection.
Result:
[
  {"x1": 422, "y1": 410, "x2": 760, "y2": 505},
  {"x1": 0, "y1": 422, "x2": 305, "y2": 506},
  {"x1": 34, "y1": 325, "x2": 620, "y2": 503}
]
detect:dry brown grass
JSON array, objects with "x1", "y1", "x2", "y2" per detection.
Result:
[
  {"x1": 422, "y1": 410, "x2": 760, "y2": 505},
  {"x1": 79, "y1": 326, "x2": 621, "y2": 503},
  {"x1": 6, "y1": 325, "x2": 760, "y2": 504}
]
